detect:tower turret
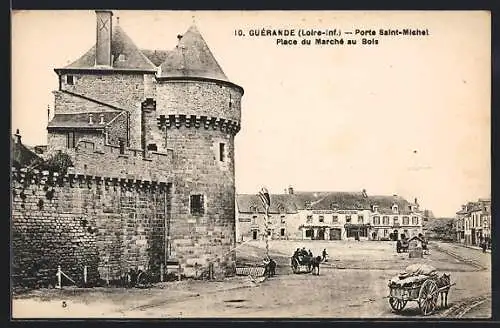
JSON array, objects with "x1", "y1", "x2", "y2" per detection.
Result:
[{"x1": 154, "y1": 25, "x2": 244, "y2": 276}]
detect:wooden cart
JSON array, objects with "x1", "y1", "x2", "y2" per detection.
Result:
[
  {"x1": 388, "y1": 277, "x2": 454, "y2": 316},
  {"x1": 290, "y1": 255, "x2": 312, "y2": 274}
]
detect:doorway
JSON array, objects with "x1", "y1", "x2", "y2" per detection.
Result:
[
  {"x1": 330, "y1": 229, "x2": 341, "y2": 240},
  {"x1": 252, "y1": 230, "x2": 258, "y2": 240},
  {"x1": 318, "y1": 229, "x2": 325, "y2": 240}
]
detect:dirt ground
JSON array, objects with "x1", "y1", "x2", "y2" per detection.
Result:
[{"x1": 12, "y1": 240, "x2": 491, "y2": 319}]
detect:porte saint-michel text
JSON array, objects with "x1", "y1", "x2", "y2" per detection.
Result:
[{"x1": 234, "y1": 28, "x2": 430, "y2": 47}]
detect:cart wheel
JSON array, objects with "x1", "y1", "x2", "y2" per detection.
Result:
[
  {"x1": 418, "y1": 280, "x2": 438, "y2": 316},
  {"x1": 389, "y1": 297, "x2": 407, "y2": 312}
]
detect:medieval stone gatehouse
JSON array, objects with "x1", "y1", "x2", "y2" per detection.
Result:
[{"x1": 12, "y1": 10, "x2": 244, "y2": 287}]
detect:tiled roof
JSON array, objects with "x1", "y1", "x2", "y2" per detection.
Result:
[
  {"x1": 47, "y1": 111, "x2": 123, "y2": 129},
  {"x1": 368, "y1": 195, "x2": 415, "y2": 215},
  {"x1": 236, "y1": 191, "x2": 418, "y2": 214},
  {"x1": 11, "y1": 137, "x2": 42, "y2": 167},
  {"x1": 236, "y1": 194, "x2": 298, "y2": 214},
  {"x1": 292, "y1": 191, "x2": 371, "y2": 210},
  {"x1": 158, "y1": 25, "x2": 229, "y2": 82},
  {"x1": 63, "y1": 24, "x2": 156, "y2": 71},
  {"x1": 141, "y1": 49, "x2": 172, "y2": 67}
]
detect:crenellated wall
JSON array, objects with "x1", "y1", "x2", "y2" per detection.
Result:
[{"x1": 11, "y1": 167, "x2": 171, "y2": 288}]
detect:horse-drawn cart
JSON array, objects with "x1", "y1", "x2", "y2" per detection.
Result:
[
  {"x1": 396, "y1": 239, "x2": 409, "y2": 253},
  {"x1": 291, "y1": 255, "x2": 312, "y2": 274},
  {"x1": 387, "y1": 264, "x2": 454, "y2": 316}
]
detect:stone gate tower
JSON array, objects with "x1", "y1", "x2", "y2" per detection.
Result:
[
  {"x1": 45, "y1": 11, "x2": 244, "y2": 279},
  {"x1": 142, "y1": 26, "x2": 244, "y2": 276}
]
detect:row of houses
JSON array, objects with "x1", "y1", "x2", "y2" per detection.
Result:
[
  {"x1": 235, "y1": 187, "x2": 424, "y2": 242},
  {"x1": 455, "y1": 198, "x2": 491, "y2": 247}
]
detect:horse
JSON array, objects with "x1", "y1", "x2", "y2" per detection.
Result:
[
  {"x1": 436, "y1": 273, "x2": 451, "y2": 308},
  {"x1": 310, "y1": 256, "x2": 322, "y2": 275}
]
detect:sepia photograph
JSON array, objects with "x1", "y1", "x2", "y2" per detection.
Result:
[{"x1": 11, "y1": 10, "x2": 491, "y2": 319}]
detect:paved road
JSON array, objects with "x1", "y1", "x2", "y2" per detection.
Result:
[{"x1": 12, "y1": 241, "x2": 492, "y2": 318}]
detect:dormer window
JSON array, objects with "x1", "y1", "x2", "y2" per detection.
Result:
[
  {"x1": 66, "y1": 75, "x2": 74, "y2": 85},
  {"x1": 249, "y1": 205, "x2": 257, "y2": 213},
  {"x1": 118, "y1": 54, "x2": 126, "y2": 61},
  {"x1": 330, "y1": 203, "x2": 339, "y2": 210},
  {"x1": 305, "y1": 201, "x2": 312, "y2": 210},
  {"x1": 372, "y1": 205, "x2": 379, "y2": 213},
  {"x1": 392, "y1": 204, "x2": 399, "y2": 214}
]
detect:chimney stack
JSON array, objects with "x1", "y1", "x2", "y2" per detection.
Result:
[
  {"x1": 95, "y1": 10, "x2": 113, "y2": 66},
  {"x1": 288, "y1": 186, "x2": 294, "y2": 195},
  {"x1": 14, "y1": 129, "x2": 21, "y2": 144},
  {"x1": 362, "y1": 189, "x2": 368, "y2": 198}
]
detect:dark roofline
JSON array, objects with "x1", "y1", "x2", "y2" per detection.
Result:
[
  {"x1": 155, "y1": 76, "x2": 244, "y2": 95},
  {"x1": 54, "y1": 67, "x2": 156, "y2": 75},
  {"x1": 47, "y1": 126, "x2": 105, "y2": 131},
  {"x1": 56, "y1": 90, "x2": 127, "y2": 111}
]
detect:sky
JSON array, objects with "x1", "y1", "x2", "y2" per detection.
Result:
[{"x1": 11, "y1": 10, "x2": 491, "y2": 217}]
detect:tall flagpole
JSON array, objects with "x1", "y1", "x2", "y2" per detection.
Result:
[
  {"x1": 265, "y1": 203, "x2": 269, "y2": 258},
  {"x1": 258, "y1": 187, "x2": 271, "y2": 259}
]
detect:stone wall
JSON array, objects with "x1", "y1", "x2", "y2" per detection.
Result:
[
  {"x1": 156, "y1": 80, "x2": 242, "y2": 123},
  {"x1": 58, "y1": 72, "x2": 153, "y2": 149},
  {"x1": 11, "y1": 167, "x2": 170, "y2": 288},
  {"x1": 72, "y1": 141, "x2": 173, "y2": 182},
  {"x1": 107, "y1": 112, "x2": 129, "y2": 146},
  {"x1": 47, "y1": 131, "x2": 104, "y2": 152},
  {"x1": 52, "y1": 90, "x2": 122, "y2": 114},
  {"x1": 167, "y1": 127, "x2": 237, "y2": 277}
]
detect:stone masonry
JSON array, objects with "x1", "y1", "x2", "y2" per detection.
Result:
[
  {"x1": 11, "y1": 167, "x2": 170, "y2": 288},
  {"x1": 12, "y1": 11, "x2": 245, "y2": 286}
]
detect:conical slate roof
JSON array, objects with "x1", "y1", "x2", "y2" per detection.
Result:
[
  {"x1": 63, "y1": 23, "x2": 156, "y2": 71},
  {"x1": 158, "y1": 25, "x2": 229, "y2": 82}
]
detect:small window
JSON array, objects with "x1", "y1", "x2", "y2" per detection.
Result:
[
  {"x1": 67, "y1": 131, "x2": 76, "y2": 148},
  {"x1": 358, "y1": 215, "x2": 364, "y2": 223},
  {"x1": 280, "y1": 228, "x2": 285, "y2": 236},
  {"x1": 251, "y1": 215, "x2": 257, "y2": 224},
  {"x1": 305, "y1": 229, "x2": 312, "y2": 237},
  {"x1": 66, "y1": 75, "x2": 74, "y2": 85},
  {"x1": 345, "y1": 215, "x2": 351, "y2": 223},
  {"x1": 319, "y1": 215, "x2": 324, "y2": 223},
  {"x1": 280, "y1": 216, "x2": 285, "y2": 224},
  {"x1": 190, "y1": 194, "x2": 205, "y2": 216},
  {"x1": 267, "y1": 230, "x2": 271, "y2": 236},
  {"x1": 147, "y1": 143, "x2": 157, "y2": 151},
  {"x1": 393, "y1": 217, "x2": 399, "y2": 225},
  {"x1": 306, "y1": 215, "x2": 313, "y2": 223},
  {"x1": 383, "y1": 216, "x2": 390, "y2": 225},
  {"x1": 119, "y1": 139, "x2": 125, "y2": 154},
  {"x1": 403, "y1": 216, "x2": 409, "y2": 225},
  {"x1": 332, "y1": 215, "x2": 338, "y2": 223},
  {"x1": 219, "y1": 143, "x2": 225, "y2": 161},
  {"x1": 118, "y1": 54, "x2": 126, "y2": 61},
  {"x1": 373, "y1": 216, "x2": 380, "y2": 225}
]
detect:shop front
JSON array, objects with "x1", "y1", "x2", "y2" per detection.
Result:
[{"x1": 344, "y1": 223, "x2": 371, "y2": 240}]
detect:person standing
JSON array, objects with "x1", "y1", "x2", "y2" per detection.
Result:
[{"x1": 322, "y1": 248, "x2": 328, "y2": 262}]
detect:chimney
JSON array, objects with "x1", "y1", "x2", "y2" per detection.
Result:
[
  {"x1": 288, "y1": 186, "x2": 294, "y2": 195},
  {"x1": 414, "y1": 197, "x2": 418, "y2": 205},
  {"x1": 99, "y1": 114, "x2": 105, "y2": 124},
  {"x1": 89, "y1": 114, "x2": 94, "y2": 125},
  {"x1": 95, "y1": 10, "x2": 113, "y2": 66},
  {"x1": 362, "y1": 189, "x2": 368, "y2": 198},
  {"x1": 14, "y1": 129, "x2": 21, "y2": 144}
]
